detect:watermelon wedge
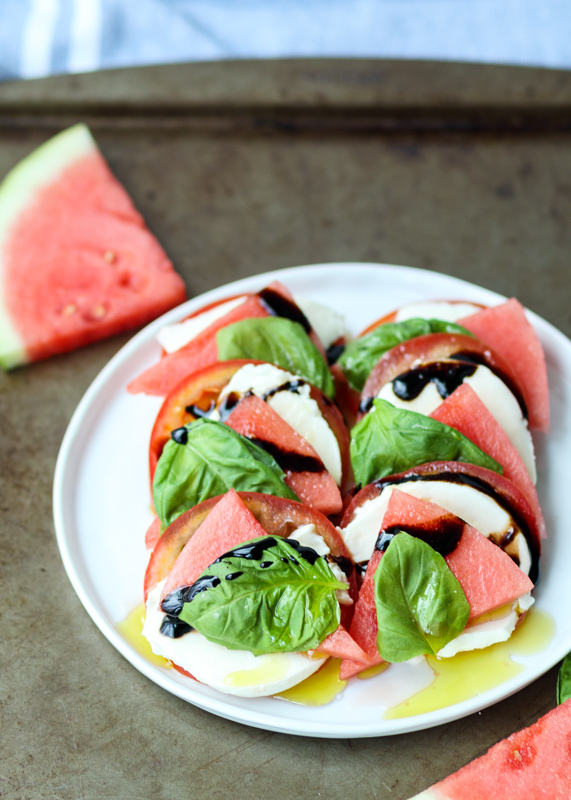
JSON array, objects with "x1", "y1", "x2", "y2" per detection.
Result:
[
  {"x1": 460, "y1": 299, "x2": 549, "y2": 432},
  {"x1": 315, "y1": 625, "x2": 369, "y2": 663},
  {"x1": 339, "y1": 489, "x2": 534, "y2": 678},
  {"x1": 0, "y1": 124, "x2": 186, "y2": 369},
  {"x1": 225, "y1": 392, "x2": 342, "y2": 516},
  {"x1": 160, "y1": 489, "x2": 268, "y2": 601},
  {"x1": 340, "y1": 550, "x2": 385, "y2": 680},
  {"x1": 409, "y1": 700, "x2": 571, "y2": 799},
  {"x1": 127, "y1": 280, "x2": 326, "y2": 396},
  {"x1": 127, "y1": 294, "x2": 269, "y2": 395},
  {"x1": 383, "y1": 490, "x2": 534, "y2": 621},
  {"x1": 430, "y1": 383, "x2": 546, "y2": 539}
]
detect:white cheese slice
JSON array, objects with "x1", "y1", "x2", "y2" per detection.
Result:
[
  {"x1": 292, "y1": 524, "x2": 352, "y2": 605},
  {"x1": 157, "y1": 296, "x2": 247, "y2": 353},
  {"x1": 293, "y1": 295, "x2": 349, "y2": 349},
  {"x1": 213, "y1": 363, "x2": 343, "y2": 485},
  {"x1": 339, "y1": 480, "x2": 531, "y2": 573},
  {"x1": 394, "y1": 301, "x2": 482, "y2": 323},
  {"x1": 376, "y1": 363, "x2": 536, "y2": 483},
  {"x1": 437, "y1": 594, "x2": 534, "y2": 658},
  {"x1": 143, "y1": 581, "x2": 327, "y2": 697}
]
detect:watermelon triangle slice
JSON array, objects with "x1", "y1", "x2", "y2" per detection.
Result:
[
  {"x1": 225, "y1": 393, "x2": 342, "y2": 515},
  {"x1": 382, "y1": 490, "x2": 534, "y2": 621},
  {"x1": 430, "y1": 383, "x2": 546, "y2": 539},
  {"x1": 340, "y1": 549, "x2": 385, "y2": 680},
  {"x1": 127, "y1": 294, "x2": 268, "y2": 395},
  {"x1": 160, "y1": 488, "x2": 268, "y2": 601},
  {"x1": 409, "y1": 700, "x2": 571, "y2": 799},
  {"x1": 460, "y1": 299, "x2": 549, "y2": 433},
  {"x1": 0, "y1": 124, "x2": 187, "y2": 369}
]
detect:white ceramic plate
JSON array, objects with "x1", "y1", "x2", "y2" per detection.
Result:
[{"x1": 53, "y1": 263, "x2": 571, "y2": 738}]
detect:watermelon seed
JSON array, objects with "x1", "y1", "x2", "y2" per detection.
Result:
[
  {"x1": 62, "y1": 303, "x2": 76, "y2": 316},
  {"x1": 92, "y1": 305, "x2": 106, "y2": 319},
  {"x1": 103, "y1": 250, "x2": 116, "y2": 263}
]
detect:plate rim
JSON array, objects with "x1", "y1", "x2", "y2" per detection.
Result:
[{"x1": 53, "y1": 261, "x2": 571, "y2": 738}]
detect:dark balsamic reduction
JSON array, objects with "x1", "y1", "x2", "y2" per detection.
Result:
[
  {"x1": 214, "y1": 536, "x2": 279, "y2": 563},
  {"x1": 217, "y1": 391, "x2": 242, "y2": 422},
  {"x1": 262, "y1": 379, "x2": 305, "y2": 401},
  {"x1": 372, "y1": 471, "x2": 540, "y2": 583},
  {"x1": 171, "y1": 427, "x2": 189, "y2": 445},
  {"x1": 328, "y1": 554, "x2": 354, "y2": 578},
  {"x1": 186, "y1": 401, "x2": 215, "y2": 418},
  {"x1": 392, "y1": 361, "x2": 476, "y2": 402},
  {"x1": 249, "y1": 437, "x2": 324, "y2": 473},
  {"x1": 160, "y1": 616, "x2": 193, "y2": 638},
  {"x1": 258, "y1": 288, "x2": 312, "y2": 333},
  {"x1": 158, "y1": 537, "x2": 325, "y2": 639},
  {"x1": 359, "y1": 396, "x2": 374, "y2": 415},
  {"x1": 375, "y1": 516, "x2": 464, "y2": 557},
  {"x1": 326, "y1": 341, "x2": 345, "y2": 365}
]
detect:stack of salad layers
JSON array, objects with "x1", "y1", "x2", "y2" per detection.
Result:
[{"x1": 130, "y1": 281, "x2": 548, "y2": 698}]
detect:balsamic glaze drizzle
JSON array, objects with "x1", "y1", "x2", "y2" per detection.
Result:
[
  {"x1": 258, "y1": 288, "x2": 312, "y2": 333},
  {"x1": 392, "y1": 361, "x2": 476, "y2": 402},
  {"x1": 371, "y1": 471, "x2": 540, "y2": 583},
  {"x1": 158, "y1": 536, "x2": 324, "y2": 638}
]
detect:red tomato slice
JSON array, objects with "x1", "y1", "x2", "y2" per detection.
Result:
[
  {"x1": 148, "y1": 359, "x2": 261, "y2": 482},
  {"x1": 148, "y1": 359, "x2": 351, "y2": 497},
  {"x1": 341, "y1": 461, "x2": 542, "y2": 562},
  {"x1": 359, "y1": 332, "x2": 527, "y2": 420}
]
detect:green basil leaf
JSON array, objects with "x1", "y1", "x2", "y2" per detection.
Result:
[
  {"x1": 216, "y1": 317, "x2": 335, "y2": 398},
  {"x1": 557, "y1": 652, "x2": 571, "y2": 705},
  {"x1": 337, "y1": 319, "x2": 473, "y2": 391},
  {"x1": 178, "y1": 536, "x2": 346, "y2": 654},
  {"x1": 350, "y1": 399, "x2": 503, "y2": 486},
  {"x1": 374, "y1": 532, "x2": 470, "y2": 662},
  {"x1": 153, "y1": 419, "x2": 298, "y2": 530}
]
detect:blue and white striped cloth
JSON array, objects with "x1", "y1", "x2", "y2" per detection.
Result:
[{"x1": 2, "y1": 0, "x2": 571, "y2": 82}]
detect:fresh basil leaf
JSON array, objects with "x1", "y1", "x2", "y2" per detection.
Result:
[
  {"x1": 177, "y1": 536, "x2": 346, "y2": 654},
  {"x1": 374, "y1": 532, "x2": 470, "y2": 662},
  {"x1": 557, "y1": 652, "x2": 571, "y2": 705},
  {"x1": 338, "y1": 319, "x2": 473, "y2": 391},
  {"x1": 350, "y1": 399, "x2": 503, "y2": 486},
  {"x1": 153, "y1": 419, "x2": 298, "y2": 530},
  {"x1": 216, "y1": 317, "x2": 335, "y2": 398}
]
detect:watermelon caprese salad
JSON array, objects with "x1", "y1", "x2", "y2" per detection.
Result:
[{"x1": 131, "y1": 282, "x2": 549, "y2": 705}]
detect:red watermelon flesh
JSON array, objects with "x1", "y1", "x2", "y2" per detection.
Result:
[
  {"x1": 0, "y1": 124, "x2": 186, "y2": 368},
  {"x1": 382, "y1": 490, "x2": 534, "y2": 621},
  {"x1": 430, "y1": 383, "x2": 546, "y2": 539},
  {"x1": 340, "y1": 549, "x2": 385, "y2": 680},
  {"x1": 460, "y1": 299, "x2": 549, "y2": 433},
  {"x1": 127, "y1": 294, "x2": 268, "y2": 395},
  {"x1": 159, "y1": 488, "x2": 268, "y2": 601},
  {"x1": 225, "y1": 393, "x2": 342, "y2": 516},
  {"x1": 409, "y1": 700, "x2": 571, "y2": 800},
  {"x1": 315, "y1": 625, "x2": 369, "y2": 663}
]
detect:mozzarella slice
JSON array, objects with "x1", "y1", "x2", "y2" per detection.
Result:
[
  {"x1": 293, "y1": 524, "x2": 352, "y2": 605},
  {"x1": 293, "y1": 296, "x2": 349, "y2": 349},
  {"x1": 157, "y1": 296, "x2": 247, "y2": 353},
  {"x1": 394, "y1": 301, "x2": 482, "y2": 323},
  {"x1": 143, "y1": 581, "x2": 327, "y2": 697},
  {"x1": 213, "y1": 363, "x2": 343, "y2": 485},
  {"x1": 437, "y1": 594, "x2": 534, "y2": 658},
  {"x1": 339, "y1": 480, "x2": 531, "y2": 574},
  {"x1": 376, "y1": 363, "x2": 536, "y2": 483}
]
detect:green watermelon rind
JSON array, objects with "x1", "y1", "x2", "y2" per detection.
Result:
[{"x1": 0, "y1": 124, "x2": 97, "y2": 369}]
